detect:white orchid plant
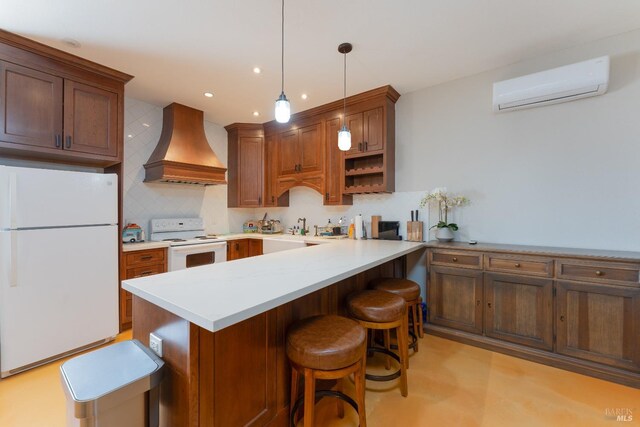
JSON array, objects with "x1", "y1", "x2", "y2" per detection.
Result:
[{"x1": 419, "y1": 187, "x2": 470, "y2": 231}]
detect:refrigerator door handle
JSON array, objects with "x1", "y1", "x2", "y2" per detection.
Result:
[
  {"x1": 9, "y1": 231, "x2": 17, "y2": 287},
  {"x1": 9, "y1": 172, "x2": 17, "y2": 229}
]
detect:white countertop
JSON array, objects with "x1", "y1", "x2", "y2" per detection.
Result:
[
  {"x1": 122, "y1": 241, "x2": 171, "y2": 252},
  {"x1": 122, "y1": 239, "x2": 424, "y2": 332}
]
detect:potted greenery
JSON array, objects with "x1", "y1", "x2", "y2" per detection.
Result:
[{"x1": 420, "y1": 188, "x2": 470, "y2": 241}]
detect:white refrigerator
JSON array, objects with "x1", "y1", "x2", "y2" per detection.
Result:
[{"x1": 0, "y1": 166, "x2": 119, "y2": 377}]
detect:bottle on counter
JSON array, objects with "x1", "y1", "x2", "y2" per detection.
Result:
[
  {"x1": 348, "y1": 219, "x2": 355, "y2": 239},
  {"x1": 355, "y1": 214, "x2": 364, "y2": 239}
]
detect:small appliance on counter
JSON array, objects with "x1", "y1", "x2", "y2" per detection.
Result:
[
  {"x1": 377, "y1": 221, "x2": 401, "y2": 240},
  {"x1": 258, "y1": 212, "x2": 284, "y2": 234},
  {"x1": 122, "y1": 223, "x2": 144, "y2": 243},
  {"x1": 243, "y1": 220, "x2": 259, "y2": 233}
]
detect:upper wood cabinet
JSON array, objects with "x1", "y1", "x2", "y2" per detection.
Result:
[
  {"x1": 225, "y1": 85, "x2": 399, "y2": 206},
  {"x1": 324, "y1": 117, "x2": 352, "y2": 205},
  {"x1": 344, "y1": 107, "x2": 384, "y2": 155},
  {"x1": 0, "y1": 30, "x2": 132, "y2": 166},
  {"x1": 0, "y1": 61, "x2": 63, "y2": 150},
  {"x1": 226, "y1": 124, "x2": 264, "y2": 208},
  {"x1": 276, "y1": 121, "x2": 323, "y2": 179},
  {"x1": 63, "y1": 80, "x2": 118, "y2": 157}
]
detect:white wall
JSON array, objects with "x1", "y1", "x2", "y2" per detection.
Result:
[
  {"x1": 258, "y1": 29, "x2": 640, "y2": 251},
  {"x1": 122, "y1": 98, "x2": 254, "y2": 236},
  {"x1": 395, "y1": 29, "x2": 640, "y2": 251}
]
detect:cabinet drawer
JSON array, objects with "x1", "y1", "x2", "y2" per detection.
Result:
[
  {"x1": 125, "y1": 264, "x2": 165, "y2": 279},
  {"x1": 556, "y1": 259, "x2": 640, "y2": 286},
  {"x1": 485, "y1": 254, "x2": 553, "y2": 277},
  {"x1": 430, "y1": 251, "x2": 482, "y2": 269},
  {"x1": 124, "y1": 248, "x2": 166, "y2": 268}
]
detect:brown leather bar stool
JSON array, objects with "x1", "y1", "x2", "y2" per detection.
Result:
[
  {"x1": 286, "y1": 315, "x2": 367, "y2": 427},
  {"x1": 346, "y1": 290, "x2": 408, "y2": 397},
  {"x1": 370, "y1": 278, "x2": 424, "y2": 352}
]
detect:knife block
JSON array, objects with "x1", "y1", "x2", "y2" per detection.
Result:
[{"x1": 406, "y1": 221, "x2": 423, "y2": 242}]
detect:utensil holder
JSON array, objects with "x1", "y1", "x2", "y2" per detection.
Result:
[{"x1": 406, "y1": 221, "x2": 423, "y2": 242}]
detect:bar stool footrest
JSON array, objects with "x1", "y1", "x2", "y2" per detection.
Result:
[
  {"x1": 365, "y1": 347, "x2": 402, "y2": 382},
  {"x1": 290, "y1": 390, "x2": 359, "y2": 427}
]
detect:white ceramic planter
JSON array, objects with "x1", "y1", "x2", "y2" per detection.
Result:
[{"x1": 435, "y1": 227, "x2": 455, "y2": 242}]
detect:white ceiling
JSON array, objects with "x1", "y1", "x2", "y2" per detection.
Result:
[{"x1": 2, "y1": 0, "x2": 640, "y2": 126}]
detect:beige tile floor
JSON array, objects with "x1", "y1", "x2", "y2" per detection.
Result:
[{"x1": 0, "y1": 332, "x2": 638, "y2": 426}]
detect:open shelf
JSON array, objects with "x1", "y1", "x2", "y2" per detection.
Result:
[
  {"x1": 343, "y1": 184, "x2": 388, "y2": 194},
  {"x1": 345, "y1": 166, "x2": 384, "y2": 176}
]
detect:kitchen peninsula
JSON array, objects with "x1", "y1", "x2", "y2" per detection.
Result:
[{"x1": 123, "y1": 239, "x2": 425, "y2": 426}]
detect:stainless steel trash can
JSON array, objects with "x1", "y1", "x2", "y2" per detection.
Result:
[{"x1": 60, "y1": 339, "x2": 164, "y2": 427}]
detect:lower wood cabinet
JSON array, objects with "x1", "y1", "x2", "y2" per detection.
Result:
[
  {"x1": 429, "y1": 266, "x2": 483, "y2": 334},
  {"x1": 120, "y1": 247, "x2": 167, "y2": 331},
  {"x1": 227, "y1": 238, "x2": 263, "y2": 261},
  {"x1": 427, "y1": 246, "x2": 640, "y2": 388},
  {"x1": 556, "y1": 280, "x2": 640, "y2": 372},
  {"x1": 484, "y1": 273, "x2": 553, "y2": 351}
]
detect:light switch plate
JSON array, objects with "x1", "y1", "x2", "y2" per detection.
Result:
[{"x1": 149, "y1": 333, "x2": 163, "y2": 357}]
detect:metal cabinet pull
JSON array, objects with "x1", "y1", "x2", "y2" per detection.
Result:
[
  {"x1": 452, "y1": 257, "x2": 458, "y2": 262},
  {"x1": 258, "y1": 196, "x2": 261, "y2": 205},
  {"x1": 514, "y1": 263, "x2": 521, "y2": 268},
  {"x1": 271, "y1": 196, "x2": 275, "y2": 203},
  {"x1": 325, "y1": 192, "x2": 329, "y2": 201},
  {"x1": 65, "y1": 135, "x2": 72, "y2": 149},
  {"x1": 487, "y1": 302, "x2": 492, "y2": 308},
  {"x1": 476, "y1": 300, "x2": 480, "y2": 306},
  {"x1": 560, "y1": 315, "x2": 565, "y2": 322},
  {"x1": 595, "y1": 270, "x2": 603, "y2": 276},
  {"x1": 364, "y1": 141, "x2": 368, "y2": 151},
  {"x1": 140, "y1": 255, "x2": 153, "y2": 261},
  {"x1": 358, "y1": 142, "x2": 363, "y2": 151},
  {"x1": 55, "y1": 134, "x2": 62, "y2": 148}
]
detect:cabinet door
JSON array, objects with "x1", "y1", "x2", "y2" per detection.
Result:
[
  {"x1": 0, "y1": 61, "x2": 63, "y2": 149},
  {"x1": 238, "y1": 136, "x2": 263, "y2": 207},
  {"x1": 344, "y1": 112, "x2": 363, "y2": 155},
  {"x1": 484, "y1": 273, "x2": 553, "y2": 350},
  {"x1": 429, "y1": 266, "x2": 483, "y2": 334},
  {"x1": 324, "y1": 118, "x2": 345, "y2": 205},
  {"x1": 227, "y1": 239, "x2": 249, "y2": 261},
  {"x1": 248, "y1": 239, "x2": 263, "y2": 257},
  {"x1": 298, "y1": 122, "x2": 323, "y2": 175},
  {"x1": 63, "y1": 80, "x2": 118, "y2": 157},
  {"x1": 556, "y1": 281, "x2": 640, "y2": 372},
  {"x1": 263, "y1": 134, "x2": 277, "y2": 206},
  {"x1": 363, "y1": 107, "x2": 384, "y2": 153},
  {"x1": 277, "y1": 129, "x2": 299, "y2": 177}
]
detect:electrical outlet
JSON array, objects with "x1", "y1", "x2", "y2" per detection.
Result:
[{"x1": 149, "y1": 333, "x2": 163, "y2": 357}]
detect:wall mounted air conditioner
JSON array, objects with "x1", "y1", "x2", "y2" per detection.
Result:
[{"x1": 493, "y1": 56, "x2": 609, "y2": 112}]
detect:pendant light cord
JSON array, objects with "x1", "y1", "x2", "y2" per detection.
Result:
[
  {"x1": 343, "y1": 50, "x2": 347, "y2": 116},
  {"x1": 281, "y1": 0, "x2": 285, "y2": 93}
]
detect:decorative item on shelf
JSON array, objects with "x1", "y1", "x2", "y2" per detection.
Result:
[
  {"x1": 371, "y1": 215, "x2": 381, "y2": 239},
  {"x1": 122, "y1": 223, "x2": 144, "y2": 243},
  {"x1": 407, "y1": 209, "x2": 424, "y2": 242},
  {"x1": 274, "y1": 0, "x2": 290, "y2": 123},
  {"x1": 243, "y1": 220, "x2": 259, "y2": 233},
  {"x1": 337, "y1": 42, "x2": 353, "y2": 151},
  {"x1": 420, "y1": 187, "x2": 470, "y2": 242}
]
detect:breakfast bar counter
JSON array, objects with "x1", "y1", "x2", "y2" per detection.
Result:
[{"x1": 123, "y1": 239, "x2": 425, "y2": 427}]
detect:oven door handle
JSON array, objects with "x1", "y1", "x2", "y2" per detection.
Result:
[{"x1": 170, "y1": 241, "x2": 227, "y2": 254}]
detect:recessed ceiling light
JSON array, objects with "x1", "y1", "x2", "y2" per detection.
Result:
[
  {"x1": 253, "y1": 67, "x2": 261, "y2": 74},
  {"x1": 61, "y1": 38, "x2": 81, "y2": 48},
  {"x1": 142, "y1": 123, "x2": 150, "y2": 128},
  {"x1": 252, "y1": 111, "x2": 260, "y2": 117},
  {"x1": 127, "y1": 134, "x2": 133, "y2": 138},
  {"x1": 301, "y1": 93, "x2": 308, "y2": 100},
  {"x1": 204, "y1": 92, "x2": 214, "y2": 98}
]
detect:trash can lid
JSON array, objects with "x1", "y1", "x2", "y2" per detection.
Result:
[{"x1": 60, "y1": 339, "x2": 163, "y2": 402}]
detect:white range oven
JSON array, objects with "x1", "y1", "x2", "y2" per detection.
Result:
[{"x1": 150, "y1": 218, "x2": 227, "y2": 271}]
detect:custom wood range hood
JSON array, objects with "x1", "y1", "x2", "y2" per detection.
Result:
[{"x1": 144, "y1": 103, "x2": 227, "y2": 185}]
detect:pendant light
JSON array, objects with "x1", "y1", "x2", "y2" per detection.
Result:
[
  {"x1": 337, "y1": 43, "x2": 352, "y2": 151},
  {"x1": 274, "y1": 0, "x2": 290, "y2": 123}
]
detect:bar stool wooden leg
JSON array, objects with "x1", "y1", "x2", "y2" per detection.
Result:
[
  {"x1": 336, "y1": 378, "x2": 345, "y2": 418},
  {"x1": 290, "y1": 367, "x2": 299, "y2": 422},
  {"x1": 397, "y1": 317, "x2": 409, "y2": 397},
  {"x1": 303, "y1": 369, "x2": 316, "y2": 427},
  {"x1": 418, "y1": 298, "x2": 424, "y2": 338},
  {"x1": 411, "y1": 303, "x2": 419, "y2": 352},
  {"x1": 354, "y1": 357, "x2": 367, "y2": 427}
]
